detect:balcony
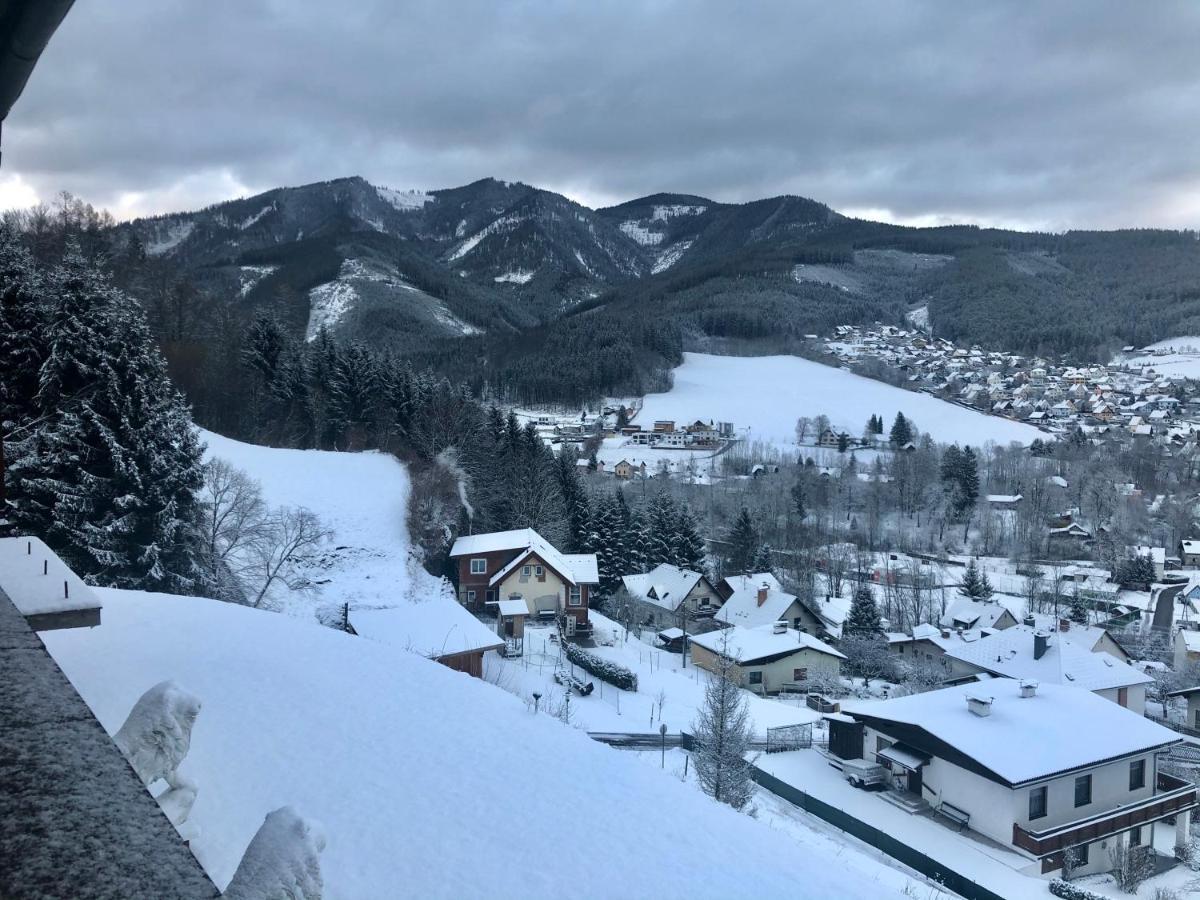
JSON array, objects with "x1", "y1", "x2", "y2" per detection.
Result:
[{"x1": 1012, "y1": 772, "x2": 1197, "y2": 858}]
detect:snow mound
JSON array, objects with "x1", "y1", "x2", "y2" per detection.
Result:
[
  {"x1": 374, "y1": 185, "x2": 432, "y2": 211},
  {"x1": 113, "y1": 679, "x2": 201, "y2": 788},
  {"x1": 42, "y1": 589, "x2": 913, "y2": 898},
  {"x1": 224, "y1": 806, "x2": 325, "y2": 900}
]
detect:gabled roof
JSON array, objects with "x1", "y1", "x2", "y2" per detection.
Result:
[
  {"x1": 939, "y1": 598, "x2": 1011, "y2": 631},
  {"x1": 621, "y1": 564, "x2": 710, "y2": 612},
  {"x1": 690, "y1": 624, "x2": 845, "y2": 665},
  {"x1": 944, "y1": 624, "x2": 1151, "y2": 691},
  {"x1": 714, "y1": 575, "x2": 797, "y2": 628},
  {"x1": 845, "y1": 680, "x2": 1177, "y2": 787},
  {"x1": 450, "y1": 528, "x2": 598, "y2": 585}
]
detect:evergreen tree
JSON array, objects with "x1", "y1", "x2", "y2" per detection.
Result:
[
  {"x1": 845, "y1": 583, "x2": 883, "y2": 635},
  {"x1": 750, "y1": 543, "x2": 773, "y2": 574},
  {"x1": 791, "y1": 478, "x2": 808, "y2": 520},
  {"x1": 889, "y1": 412, "x2": 913, "y2": 446},
  {"x1": 692, "y1": 630, "x2": 754, "y2": 810},
  {"x1": 957, "y1": 559, "x2": 994, "y2": 601},
  {"x1": 643, "y1": 490, "x2": 678, "y2": 566},
  {"x1": 1068, "y1": 589, "x2": 1089, "y2": 625},
  {"x1": 672, "y1": 504, "x2": 707, "y2": 573},
  {"x1": 836, "y1": 431, "x2": 849, "y2": 453},
  {"x1": 724, "y1": 508, "x2": 759, "y2": 575}
]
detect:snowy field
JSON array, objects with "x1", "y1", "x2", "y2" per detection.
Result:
[
  {"x1": 637, "y1": 353, "x2": 1041, "y2": 447},
  {"x1": 1114, "y1": 336, "x2": 1200, "y2": 378},
  {"x1": 199, "y1": 429, "x2": 446, "y2": 616},
  {"x1": 43, "y1": 589, "x2": 921, "y2": 899}
]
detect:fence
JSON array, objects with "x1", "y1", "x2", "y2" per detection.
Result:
[{"x1": 747, "y1": 764, "x2": 1009, "y2": 900}]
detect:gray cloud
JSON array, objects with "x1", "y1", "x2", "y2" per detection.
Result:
[{"x1": 5, "y1": 0, "x2": 1200, "y2": 229}]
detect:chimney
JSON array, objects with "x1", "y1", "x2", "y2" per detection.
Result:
[
  {"x1": 1022, "y1": 614, "x2": 1036, "y2": 627},
  {"x1": 1033, "y1": 630, "x2": 1050, "y2": 660},
  {"x1": 1019, "y1": 679, "x2": 1038, "y2": 698},
  {"x1": 1058, "y1": 618, "x2": 1070, "y2": 633},
  {"x1": 940, "y1": 628, "x2": 951, "y2": 639},
  {"x1": 966, "y1": 694, "x2": 994, "y2": 717},
  {"x1": 757, "y1": 584, "x2": 769, "y2": 607},
  {"x1": 772, "y1": 620, "x2": 787, "y2": 634}
]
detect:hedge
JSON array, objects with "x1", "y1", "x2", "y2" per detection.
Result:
[
  {"x1": 1048, "y1": 880, "x2": 1106, "y2": 900},
  {"x1": 563, "y1": 642, "x2": 638, "y2": 692}
]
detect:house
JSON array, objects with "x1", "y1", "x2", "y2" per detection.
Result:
[
  {"x1": 838, "y1": 680, "x2": 1194, "y2": 877},
  {"x1": 1028, "y1": 616, "x2": 1131, "y2": 664},
  {"x1": 985, "y1": 494, "x2": 1023, "y2": 510},
  {"x1": 714, "y1": 574, "x2": 812, "y2": 631},
  {"x1": 1174, "y1": 628, "x2": 1200, "y2": 672},
  {"x1": 817, "y1": 428, "x2": 845, "y2": 449},
  {"x1": 449, "y1": 528, "x2": 598, "y2": 632},
  {"x1": 348, "y1": 602, "x2": 504, "y2": 678},
  {"x1": 1168, "y1": 685, "x2": 1200, "y2": 732},
  {"x1": 613, "y1": 459, "x2": 643, "y2": 479},
  {"x1": 939, "y1": 598, "x2": 1017, "y2": 632},
  {"x1": 0, "y1": 536, "x2": 103, "y2": 631},
  {"x1": 1131, "y1": 545, "x2": 1167, "y2": 580},
  {"x1": 620, "y1": 563, "x2": 722, "y2": 629},
  {"x1": 943, "y1": 623, "x2": 1152, "y2": 713},
  {"x1": 886, "y1": 624, "x2": 994, "y2": 678},
  {"x1": 1180, "y1": 539, "x2": 1200, "y2": 568},
  {"x1": 689, "y1": 622, "x2": 845, "y2": 693}
]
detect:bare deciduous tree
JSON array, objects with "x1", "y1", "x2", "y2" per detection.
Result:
[{"x1": 248, "y1": 507, "x2": 333, "y2": 609}]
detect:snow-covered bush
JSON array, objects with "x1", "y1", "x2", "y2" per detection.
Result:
[
  {"x1": 563, "y1": 641, "x2": 638, "y2": 692},
  {"x1": 113, "y1": 680, "x2": 201, "y2": 789},
  {"x1": 1048, "y1": 879, "x2": 1106, "y2": 900},
  {"x1": 225, "y1": 806, "x2": 326, "y2": 900}
]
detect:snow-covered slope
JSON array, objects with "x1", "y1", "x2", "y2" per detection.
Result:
[
  {"x1": 43, "y1": 589, "x2": 916, "y2": 899},
  {"x1": 199, "y1": 429, "x2": 445, "y2": 615},
  {"x1": 638, "y1": 353, "x2": 1041, "y2": 446},
  {"x1": 1113, "y1": 336, "x2": 1200, "y2": 378}
]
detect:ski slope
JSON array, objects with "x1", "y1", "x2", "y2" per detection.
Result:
[
  {"x1": 43, "y1": 589, "x2": 920, "y2": 900},
  {"x1": 638, "y1": 353, "x2": 1041, "y2": 446},
  {"x1": 199, "y1": 429, "x2": 445, "y2": 615}
]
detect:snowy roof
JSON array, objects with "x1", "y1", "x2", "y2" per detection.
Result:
[
  {"x1": 939, "y1": 599, "x2": 1011, "y2": 631},
  {"x1": 349, "y1": 601, "x2": 503, "y2": 658},
  {"x1": 1178, "y1": 630, "x2": 1200, "y2": 653},
  {"x1": 0, "y1": 536, "x2": 103, "y2": 619},
  {"x1": 690, "y1": 624, "x2": 846, "y2": 664},
  {"x1": 714, "y1": 575, "x2": 795, "y2": 627},
  {"x1": 621, "y1": 564, "x2": 707, "y2": 612},
  {"x1": 39, "y1": 588, "x2": 896, "y2": 898},
  {"x1": 943, "y1": 624, "x2": 1152, "y2": 691},
  {"x1": 451, "y1": 528, "x2": 598, "y2": 586},
  {"x1": 487, "y1": 598, "x2": 529, "y2": 617},
  {"x1": 845, "y1": 680, "x2": 1178, "y2": 786},
  {"x1": 1182, "y1": 539, "x2": 1200, "y2": 554}
]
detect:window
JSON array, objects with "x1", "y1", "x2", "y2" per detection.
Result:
[
  {"x1": 522, "y1": 565, "x2": 531, "y2": 576},
  {"x1": 1070, "y1": 843, "x2": 1090, "y2": 866},
  {"x1": 470, "y1": 558, "x2": 486, "y2": 575},
  {"x1": 466, "y1": 590, "x2": 476, "y2": 603},
  {"x1": 1117, "y1": 686, "x2": 1128, "y2": 707},
  {"x1": 1074, "y1": 774, "x2": 1092, "y2": 808},
  {"x1": 1029, "y1": 786, "x2": 1047, "y2": 820},
  {"x1": 748, "y1": 671, "x2": 763, "y2": 685},
  {"x1": 535, "y1": 565, "x2": 544, "y2": 577},
  {"x1": 1129, "y1": 759, "x2": 1146, "y2": 791},
  {"x1": 793, "y1": 667, "x2": 808, "y2": 682},
  {"x1": 1129, "y1": 825, "x2": 1142, "y2": 847},
  {"x1": 876, "y1": 736, "x2": 891, "y2": 753},
  {"x1": 568, "y1": 586, "x2": 582, "y2": 607}
]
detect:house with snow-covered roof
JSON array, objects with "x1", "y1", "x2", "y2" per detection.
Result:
[
  {"x1": 838, "y1": 680, "x2": 1194, "y2": 878},
  {"x1": 619, "y1": 563, "x2": 721, "y2": 630},
  {"x1": 943, "y1": 623, "x2": 1152, "y2": 713},
  {"x1": 1174, "y1": 628, "x2": 1200, "y2": 672},
  {"x1": 348, "y1": 602, "x2": 504, "y2": 678},
  {"x1": 689, "y1": 622, "x2": 845, "y2": 694},
  {"x1": 887, "y1": 623, "x2": 996, "y2": 678},
  {"x1": 713, "y1": 575, "x2": 811, "y2": 631},
  {"x1": 0, "y1": 536, "x2": 103, "y2": 631},
  {"x1": 939, "y1": 598, "x2": 1017, "y2": 633},
  {"x1": 450, "y1": 529, "x2": 598, "y2": 634}
]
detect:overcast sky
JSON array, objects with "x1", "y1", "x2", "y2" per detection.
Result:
[{"x1": 5, "y1": 0, "x2": 1199, "y2": 231}]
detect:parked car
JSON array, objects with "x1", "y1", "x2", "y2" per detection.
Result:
[{"x1": 842, "y1": 759, "x2": 887, "y2": 790}]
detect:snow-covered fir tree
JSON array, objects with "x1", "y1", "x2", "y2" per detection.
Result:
[
  {"x1": 957, "y1": 559, "x2": 994, "y2": 601},
  {"x1": 723, "y1": 508, "x2": 759, "y2": 575},
  {"x1": 845, "y1": 583, "x2": 883, "y2": 635},
  {"x1": 692, "y1": 630, "x2": 754, "y2": 810}
]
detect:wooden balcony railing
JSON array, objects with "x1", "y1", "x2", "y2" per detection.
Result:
[{"x1": 1012, "y1": 772, "x2": 1197, "y2": 857}]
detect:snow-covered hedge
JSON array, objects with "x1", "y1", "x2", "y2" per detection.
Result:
[
  {"x1": 563, "y1": 642, "x2": 638, "y2": 692},
  {"x1": 1048, "y1": 880, "x2": 1106, "y2": 900}
]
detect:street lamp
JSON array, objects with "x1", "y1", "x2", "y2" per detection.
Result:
[{"x1": 659, "y1": 722, "x2": 668, "y2": 769}]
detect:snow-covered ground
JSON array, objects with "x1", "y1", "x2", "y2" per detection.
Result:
[
  {"x1": 488, "y1": 613, "x2": 821, "y2": 734},
  {"x1": 199, "y1": 429, "x2": 445, "y2": 617},
  {"x1": 42, "y1": 589, "x2": 920, "y2": 899},
  {"x1": 638, "y1": 353, "x2": 1042, "y2": 447},
  {"x1": 1114, "y1": 336, "x2": 1200, "y2": 378}
]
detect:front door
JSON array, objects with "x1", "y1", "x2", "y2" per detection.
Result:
[{"x1": 908, "y1": 767, "x2": 922, "y2": 797}]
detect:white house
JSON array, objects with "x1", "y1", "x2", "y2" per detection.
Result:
[
  {"x1": 714, "y1": 575, "x2": 810, "y2": 631},
  {"x1": 1174, "y1": 628, "x2": 1200, "y2": 672},
  {"x1": 348, "y1": 602, "x2": 504, "y2": 679},
  {"x1": 942, "y1": 623, "x2": 1152, "y2": 713},
  {"x1": 689, "y1": 622, "x2": 845, "y2": 693},
  {"x1": 939, "y1": 598, "x2": 1018, "y2": 632},
  {"x1": 841, "y1": 681, "x2": 1193, "y2": 878},
  {"x1": 619, "y1": 563, "x2": 721, "y2": 629}
]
